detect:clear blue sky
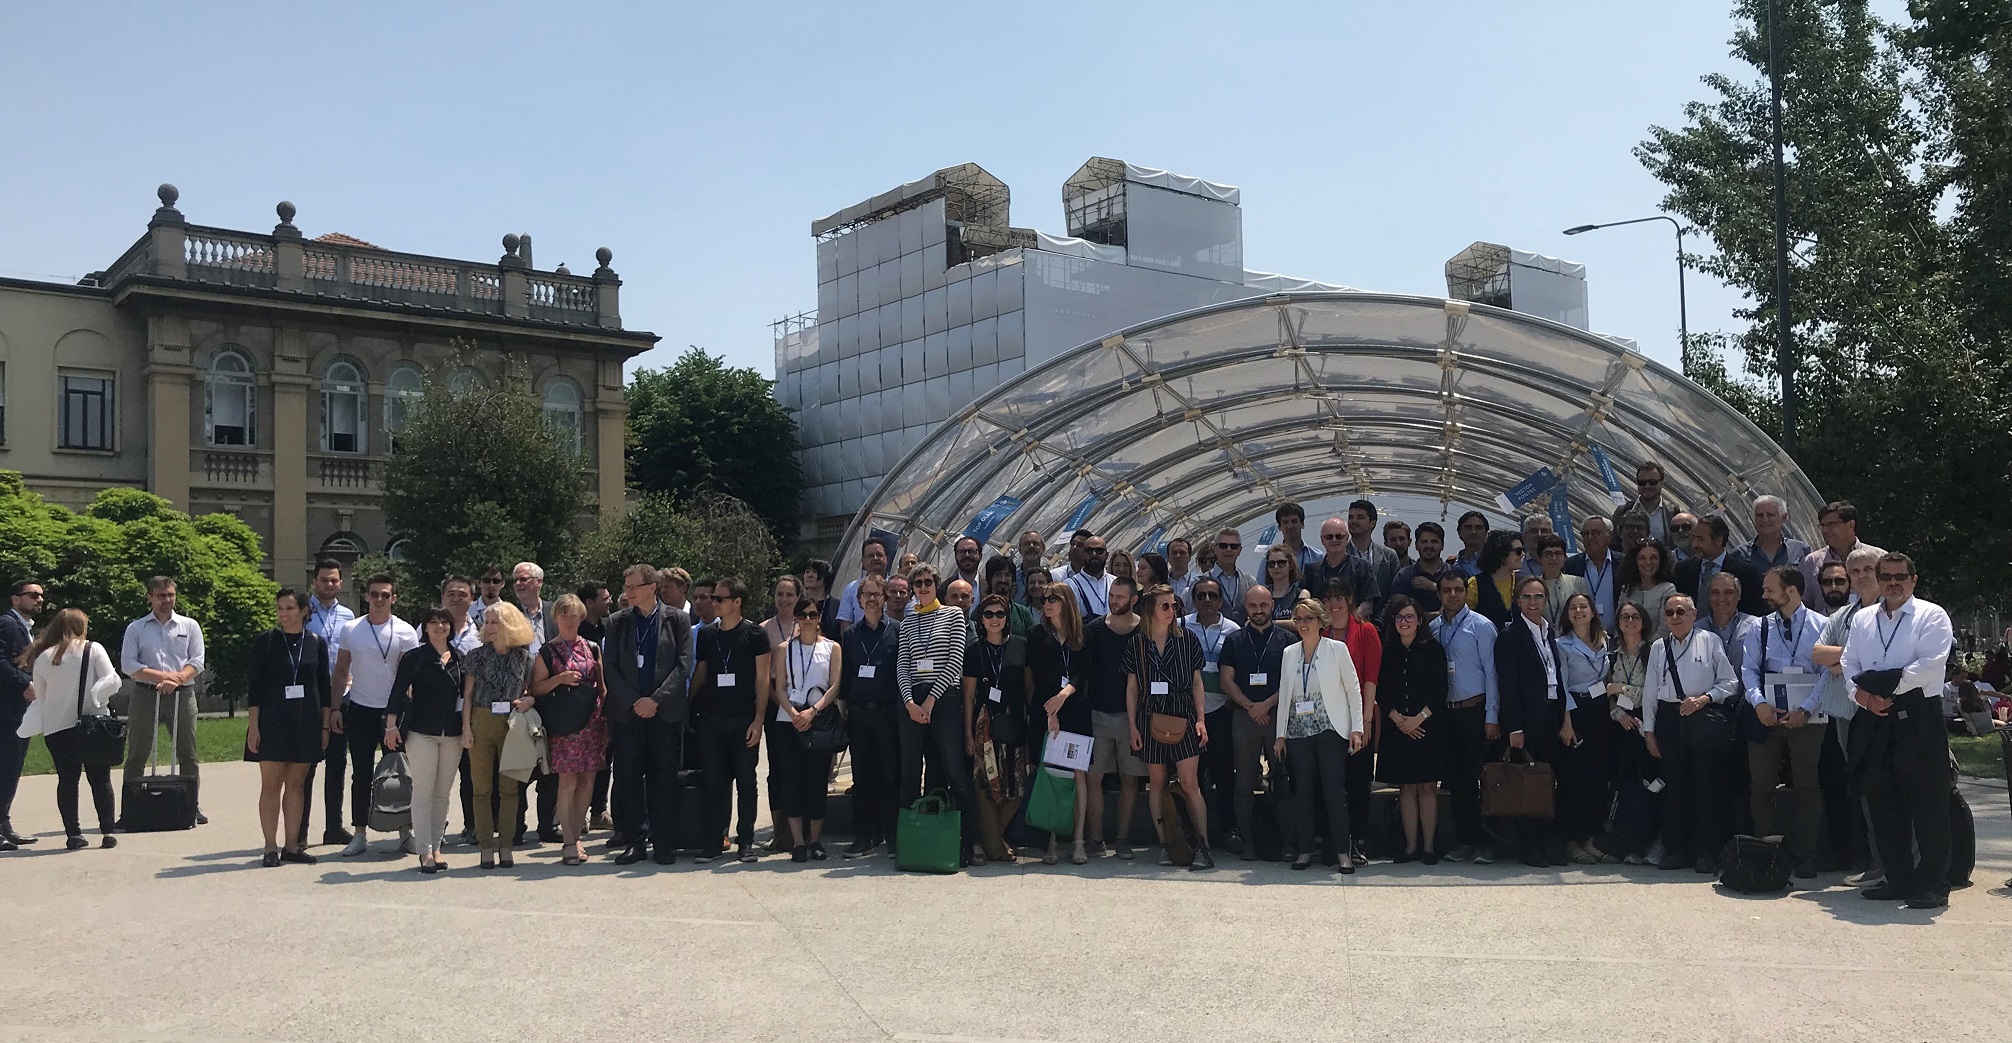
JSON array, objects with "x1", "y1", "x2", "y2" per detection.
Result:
[{"x1": 2, "y1": 2, "x2": 1846, "y2": 379}]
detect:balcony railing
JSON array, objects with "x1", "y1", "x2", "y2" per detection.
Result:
[
  {"x1": 104, "y1": 190, "x2": 621, "y2": 328},
  {"x1": 316, "y1": 456, "x2": 372, "y2": 489},
  {"x1": 199, "y1": 450, "x2": 266, "y2": 485}
]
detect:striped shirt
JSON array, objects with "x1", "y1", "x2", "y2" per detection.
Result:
[{"x1": 896, "y1": 604, "x2": 969, "y2": 705}]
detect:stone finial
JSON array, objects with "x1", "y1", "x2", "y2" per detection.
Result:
[
  {"x1": 517, "y1": 233, "x2": 533, "y2": 269},
  {"x1": 276, "y1": 200, "x2": 297, "y2": 225},
  {"x1": 151, "y1": 182, "x2": 186, "y2": 228},
  {"x1": 500, "y1": 233, "x2": 525, "y2": 269},
  {"x1": 595, "y1": 246, "x2": 613, "y2": 267}
]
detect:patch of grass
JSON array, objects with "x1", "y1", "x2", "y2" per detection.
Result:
[
  {"x1": 1951, "y1": 733, "x2": 2005, "y2": 782},
  {"x1": 22, "y1": 716, "x2": 249, "y2": 776}
]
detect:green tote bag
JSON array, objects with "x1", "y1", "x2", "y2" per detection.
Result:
[
  {"x1": 896, "y1": 792, "x2": 963, "y2": 874},
  {"x1": 1026, "y1": 766, "x2": 1077, "y2": 835}
]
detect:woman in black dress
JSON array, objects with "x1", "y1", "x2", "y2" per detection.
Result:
[
  {"x1": 1030, "y1": 585, "x2": 1090, "y2": 863},
  {"x1": 245, "y1": 588, "x2": 332, "y2": 867},
  {"x1": 1123, "y1": 583, "x2": 1213, "y2": 870},
  {"x1": 964, "y1": 594, "x2": 1029, "y2": 864},
  {"x1": 1374, "y1": 596, "x2": 1449, "y2": 863}
]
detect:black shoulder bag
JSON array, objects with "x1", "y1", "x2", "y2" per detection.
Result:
[
  {"x1": 74, "y1": 643, "x2": 128, "y2": 768},
  {"x1": 1669, "y1": 635, "x2": 1735, "y2": 753},
  {"x1": 537, "y1": 642, "x2": 599, "y2": 738},
  {"x1": 787, "y1": 640, "x2": 849, "y2": 752}
]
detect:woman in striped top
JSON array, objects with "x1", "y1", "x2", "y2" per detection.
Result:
[
  {"x1": 1124, "y1": 583, "x2": 1214, "y2": 870},
  {"x1": 894, "y1": 565, "x2": 983, "y2": 865}
]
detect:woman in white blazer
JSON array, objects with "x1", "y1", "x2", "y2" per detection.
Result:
[
  {"x1": 16, "y1": 609, "x2": 123, "y2": 849},
  {"x1": 1273, "y1": 597, "x2": 1366, "y2": 873}
]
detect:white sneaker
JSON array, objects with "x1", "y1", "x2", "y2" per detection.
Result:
[
  {"x1": 340, "y1": 832, "x2": 369, "y2": 857},
  {"x1": 398, "y1": 829, "x2": 416, "y2": 855}
]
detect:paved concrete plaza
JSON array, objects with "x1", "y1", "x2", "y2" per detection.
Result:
[{"x1": 4, "y1": 761, "x2": 2009, "y2": 1043}]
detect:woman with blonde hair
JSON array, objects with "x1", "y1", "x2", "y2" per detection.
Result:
[
  {"x1": 1275, "y1": 596, "x2": 1367, "y2": 873},
  {"x1": 529, "y1": 594, "x2": 607, "y2": 866},
  {"x1": 1107, "y1": 548, "x2": 1136, "y2": 584},
  {"x1": 461, "y1": 601, "x2": 534, "y2": 868},
  {"x1": 17, "y1": 608, "x2": 123, "y2": 850}
]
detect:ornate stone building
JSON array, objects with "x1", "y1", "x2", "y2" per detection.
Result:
[{"x1": 0, "y1": 185, "x2": 658, "y2": 585}]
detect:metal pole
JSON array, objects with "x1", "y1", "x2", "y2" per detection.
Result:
[
  {"x1": 1673, "y1": 221, "x2": 1689, "y2": 361},
  {"x1": 1768, "y1": 0, "x2": 1797, "y2": 450}
]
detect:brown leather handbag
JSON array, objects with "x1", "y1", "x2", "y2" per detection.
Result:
[
  {"x1": 1480, "y1": 749, "x2": 1555, "y2": 819},
  {"x1": 1149, "y1": 712, "x2": 1189, "y2": 745}
]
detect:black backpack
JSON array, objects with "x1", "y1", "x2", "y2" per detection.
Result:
[{"x1": 1718, "y1": 835, "x2": 1792, "y2": 893}]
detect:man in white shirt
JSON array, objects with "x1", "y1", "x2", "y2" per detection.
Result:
[
  {"x1": 1840, "y1": 552, "x2": 1955, "y2": 908},
  {"x1": 1066, "y1": 534, "x2": 1116, "y2": 620},
  {"x1": 1811, "y1": 548, "x2": 1886, "y2": 885},
  {"x1": 1164, "y1": 537, "x2": 1198, "y2": 606},
  {"x1": 1184, "y1": 577, "x2": 1242, "y2": 839},
  {"x1": 1642, "y1": 595, "x2": 1738, "y2": 873},
  {"x1": 1740, "y1": 565, "x2": 1827, "y2": 878},
  {"x1": 300, "y1": 558, "x2": 356, "y2": 847},
  {"x1": 333, "y1": 572, "x2": 420, "y2": 856},
  {"x1": 121, "y1": 576, "x2": 208, "y2": 824}
]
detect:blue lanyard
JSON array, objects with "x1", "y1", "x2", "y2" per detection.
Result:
[
  {"x1": 367, "y1": 619, "x2": 393, "y2": 661},
  {"x1": 1072, "y1": 573, "x2": 1108, "y2": 615},
  {"x1": 1875, "y1": 605, "x2": 1907, "y2": 658},
  {"x1": 1197, "y1": 623, "x2": 1224, "y2": 665},
  {"x1": 283, "y1": 632, "x2": 305, "y2": 685},
  {"x1": 1300, "y1": 643, "x2": 1319, "y2": 696}
]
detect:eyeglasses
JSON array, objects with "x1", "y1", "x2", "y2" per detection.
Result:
[
  {"x1": 1516, "y1": 593, "x2": 1546, "y2": 601},
  {"x1": 1268, "y1": 560, "x2": 1290, "y2": 568},
  {"x1": 912, "y1": 578, "x2": 937, "y2": 588},
  {"x1": 1040, "y1": 594, "x2": 1065, "y2": 604},
  {"x1": 1321, "y1": 533, "x2": 1347, "y2": 541},
  {"x1": 1671, "y1": 524, "x2": 1693, "y2": 534},
  {"x1": 366, "y1": 591, "x2": 394, "y2": 601},
  {"x1": 1194, "y1": 591, "x2": 1220, "y2": 601},
  {"x1": 1820, "y1": 578, "x2": 1849, "y2": 587},
  {"x1": 1217, "y1": 541, "x2": 1240, "y2": 550},
  {"x1": 980, "y1": 610, "x2": 1007, "y2": 619},
  {"x1": 1638, "y1": 476, "x2": 1663, "y2": 487},
  {"x1": 1664, "y1": 607, "x2": 1690, "y2": 617},
  {"x1": 19, "y1": 592, "x2": 43, "y2": 600},
  {"x1": 514, "y1": 577, "x2": 537, "y2": 585},
  {"x1": 1085, "y1": 548, "x2": 1107, "y2": 556},
  {"x1": 1155, "y1": 601, "x2": 1176, "y2": 612},
  {"x1": 1877, "y1": 572, "x2": 1910, "y2": 582},
  {"x1": 1509, "y1": 546, "x2": 1526, "y2": 555},
  {"x1": 802, "y1": 609, "x2": 822, "y2": 618}
]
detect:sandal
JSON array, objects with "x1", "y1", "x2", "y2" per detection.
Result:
[
  {"x1": 561, "y1": 854, "x2": 586, "y2": 867},
  {"x1": 1071, "y1": 846, "x2": 1089, "y2": 866},
  {"x1": 1043, "y1": 851, "x2": 1060, "y2": 866},
  {"x1": 969, "y1": 848, "x2": 988, "y2": 867}
]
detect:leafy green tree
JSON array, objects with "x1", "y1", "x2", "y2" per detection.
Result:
[
  {"x1": 380, "y1": 377, "x2": 587, "y2": 591},
  {"x1": 564, "y1": 492, "x2": 781, "y2": 617},
  {"x1": 1637, "y1": 0, "x2": 2011, "y2": 609},
  {"x1": 626, "y1": 348, "x2": 802, "y2": 540},
  {"x1": 0, "y1": 472, "x2": 277, "y2": 705}
]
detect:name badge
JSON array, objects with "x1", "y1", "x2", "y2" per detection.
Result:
[
  {"x1": 490, "y1": 700, "x2": 511, "y2": 715},
  {"x1": 1150, "y1": 681, "x2": 1169, "y2": 695},
  {"x1": 1294, "y1": 699, "x2": 1317, "y2": 716},
  {"x1": 988, "y1": 686, "x2": 1003, "y2": 703},
  {"x1": 1248, "y1": 672, "x2": 1269, "y2": 686},
  {"x1": 858, "y1": 665, "x2": 877, "y2": 679},
  {"x1": 454, "y1": 697, "x2": 464, "y2": 713},
  {"x1": 718, "y1": 672, "x2": 737, "y2": 687},
  {"x1": 778, "y1": 704, "x2": 793, "y2": 723},
  {"x1": 283, "y1": 684, "x2": 306, "y2": 701},
  {"x1": 637, "y1": 654, "x2": 646, "y2": 670},
  {"x1": 918, "y1": 657, "x2": 936, "y2": 674}
]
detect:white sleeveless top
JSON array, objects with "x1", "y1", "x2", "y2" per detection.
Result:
[{"x1": 780, "y1": 636, "x2": 835, "y2": 714}]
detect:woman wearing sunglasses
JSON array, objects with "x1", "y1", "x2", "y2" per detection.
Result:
[
  {"x1": 1030, "y1": 586, "x2": 1090, "y2": 863},
  {"x1": 964, "y1": 594, "x2": 1030, "y2": 863},
  {"x1": 1464, "y1": 530, "x2": 1525, "y2": 629},
  {"x1": 1123, "y1": 583, "x2": 1214, "y2": 870},
  {"x1": 771, "y1": 597, "x2": 843, "y2": 861},
  {"x1": 1262, "y1": 548, "x2": 1305, "y2": 622},
  {"x1": 1274, "y1": 597, "x2": 1366, "y2": 872}
]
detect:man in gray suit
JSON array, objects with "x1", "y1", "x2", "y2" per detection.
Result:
[{"x1": 603, "y1": 564, "x2": 695, "y2": 865}]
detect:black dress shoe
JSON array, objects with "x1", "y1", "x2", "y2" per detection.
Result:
[
  {"x1": 261, "y1": 851, "x2": 282, "y2": 867},
  {"x1": 1904, "y1": 891, "x2": 1948, "y2": 910},
  {"x1": 323, "y1": 826, "x2": 353, "y2": 847},
  {"x1": 1860, "y1": 884, "x2": 1906, "y2": 901},
  {"x1": 653, "y1": 851, "x2": 678, "y2": 866},
  {"x1": 3, "y1": 828, "x2": 36, "y2": 845},
  {"x1": 1391, "y1": 849, "x2": 1417, "y2": 864},
  {"x1": 280, "y1": 848, "x2": 317, "y2": 864},
  {"x1": 195, "y1": 810, "x2": 209, "y2": 826},
  {"x1": 613, "y1": 845, "x2": 649, "y2": 866},
  {"x1": 537, "y1": 828, "x2": 563, "y2": 845},
  {"x1": 0, "y1": 838, "x2": 14, "y2": 852},
  {"x1": 66, "y1": 835, "x2": 89, "y2": 850}
]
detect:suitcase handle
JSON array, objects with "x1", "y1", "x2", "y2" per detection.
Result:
[{"x1": 143, "y1": 680, "x2": 190, "y2": 777}]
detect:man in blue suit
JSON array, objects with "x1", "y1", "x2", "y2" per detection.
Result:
[{"x1": 1, "y1": 580, "x2": 46, "y2": 849}]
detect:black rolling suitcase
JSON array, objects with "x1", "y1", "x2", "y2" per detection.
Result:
[
  {"x1": 122, "y1": 687, "x2": 197, "y2": 832},
  {"x1": 669, "y1": 768, "x2": 713, "y2": 854}
]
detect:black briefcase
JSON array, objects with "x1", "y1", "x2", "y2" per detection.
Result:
[{"x1": 121, "y1": 689, "x2": 197, "y2": 832}]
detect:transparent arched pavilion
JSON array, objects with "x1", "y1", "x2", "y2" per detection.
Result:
[{"x1": 835, "y1": 292, "x2": 1819, "y2": 568}]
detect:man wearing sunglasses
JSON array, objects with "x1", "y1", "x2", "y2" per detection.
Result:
[
  {"x1": 469, "y1": 567, "x2": 508, "y2": 628},
  {"x1": 1305, "y1": 518, "x2": 1377, "y2": 626},
  {"x1": 1618, "y1": 460, "x2": 1677, "y2": 544},
  {"x1": 1184, "y1": 577, "x2": 1242, "y2": 840},
  {"x1": 1641, "y1": 594, "x2": 1739, "y2": 873},
  {"x1": 1839, "y1": 553, "x2": 1954, "y2": 908},
  {"x1": 1066, "y1": 535, "x2": 1115, "y2": 622},
  {"x1": 1811, "y1": 549, "x2": 1886, "y2": 885},
  {"x1": 0, "y1": 580, "x2": 44, "y2": 849},
  {"x1": 330, "y1": 574, "x2": 420, "y2": 856},
  {"x1": 1204, "y1": 528, "x2": 1260, "y2": 625}
]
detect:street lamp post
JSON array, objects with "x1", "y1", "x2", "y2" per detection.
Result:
[{"x1": 1562, "y1": 216, "x2": 1689, "y2": 358}]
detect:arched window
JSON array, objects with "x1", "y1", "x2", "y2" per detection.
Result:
[
  {"x1": 321, "y1": 359, "x2": 367, "y2": 454},
  {"x1": 542, "y1": 378, "x2": 584, "y2": 456},
  {"x1": 204, "y1": 350, "x2": 255, "y2": 446},
  {"x1": 447, "y1": 368, "x2": 484, "y2": 399},
  {"x1": 383, "y1": 363, "x2": 424, "y2": 434},
  {"x1": 386, "y1": 538, "x2": 411, "y2": 563}
]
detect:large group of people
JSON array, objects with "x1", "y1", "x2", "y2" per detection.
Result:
[{"x1": 0, "y1": 460, "x2": 1989, "y2": 910}]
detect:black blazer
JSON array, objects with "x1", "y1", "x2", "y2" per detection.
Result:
[
  {"x1": 1673, "y1": 551, "x2": 1766, "y2": 617},
  {"x1": 1494, "y1": 615, "x2": 1567, "y2": 744},
  {"x1": 1379, "y1": 634, "x2": 1449, "y2": 718},
  {"x1": 0, "y1": 611, "x2": 34, "y2": 723},
  {"x1": 246, "y1": 629, "x2": 333, "y2": 712},
  {"x1": 603, "y1": 603, "x2": 695, "y2": 724},
  {"x1": 1562, "y1": 549, "x2": 1620, "y2": 580}
]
